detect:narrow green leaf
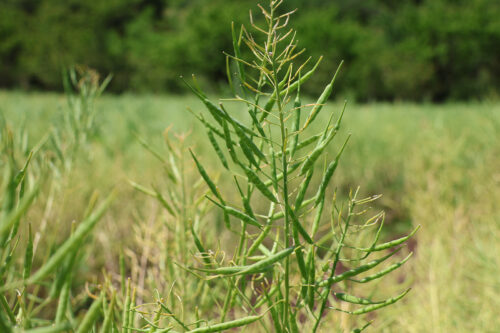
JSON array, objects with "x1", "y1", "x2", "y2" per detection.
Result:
[
  {"x1": 28, "y1": 194, "x2": 114, "y2": 283},
  {"x1": 302, "y1": 61, "x2": 343, "y2": 130},
  {"x1": 76, "y1": 293, "x2": 103, "y2": 333}
]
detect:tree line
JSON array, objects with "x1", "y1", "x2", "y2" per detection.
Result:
[{"x1": 1, "y1": 0, "x2": 498, "y2": 101}]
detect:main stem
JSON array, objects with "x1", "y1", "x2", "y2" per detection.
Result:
[
  {"x1": 272, "y1": 48, "x2": 291, "y2": 333},
  {"x1": 265, "y1": 5, "x2": 293, "y2": 330}
]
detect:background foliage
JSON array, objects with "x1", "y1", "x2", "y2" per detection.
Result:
[{"x1": 1, "y1": 0, "x2": 499, "y2": 101}]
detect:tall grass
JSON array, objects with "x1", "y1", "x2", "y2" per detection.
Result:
[
  {"x1": 0, "y1": 66, "x2": 116, "y2": 332},
  {"x1": 2, "y1": 0, "x2": 498, "y2": 332}
]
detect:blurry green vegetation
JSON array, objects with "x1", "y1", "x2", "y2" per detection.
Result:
[{"x1": 1, "y1": 0, "x2": 499, "y2": 101}]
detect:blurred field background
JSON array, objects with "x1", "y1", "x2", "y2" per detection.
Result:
[
  {"x1": 1, "y1": 91, "x2": 499, "y2": 331},
  {"x1": 1, "y1": 0, "x2": 500, "y2": 331}
]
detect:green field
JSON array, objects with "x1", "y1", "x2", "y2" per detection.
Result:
[{"x1": 1, "y1": 91, "x2": 499, "y2": 331}]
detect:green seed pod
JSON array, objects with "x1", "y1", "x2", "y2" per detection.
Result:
[
  {"x1": 241, "y1": 195, "x2": 257, "y2": 221},
  {"x1": 0, "y1": 240, "x2": 18, "y2": 278},
  {"x1": 292, "y1": 134, "x2": 321, "y2": 155},
  {"x1": 360, "y1": 226, "x2": 420, "y2": 252},
  {"x1": 317, "y1": 250, "x2": 399, "y2": 287},
  {"x1": 350, "y1": 252, "x2": 413, "y2": 284},
  {"x1": 226, "y1": 206, "x2": 261, "y2": 227},
  {"x1": 233, "y1": 246, "x2": 295, "y2": 276},
  {"x1": 307, "y1": 248, "x2": 316, "y2": 309},
  {"x1": 234, "y1": 125, "x2": 267, "y2": 163},
  {"x1": 205, "y1": 198, "x2": 261, "y2": 228},
  {"x1": 207, "y1": 129, "x2": 229, "y2": 169},
  {"x1": 183, "y1": 78, "x2": 225, "y2": 126},
  {"x1": 287, "y1": 205, "x2": 313, "y2": 244},
  {"x1": 302, "y1": 61, "x2": 343, "y2": 130},
  {"x1": 290, "y1": 311, "x2": 300, "y2": 333},
  {"x1": 122, "y1": 280, "x2": 131, "y2": 333},
  {"x1": 239, "y1": 139, "x2": 260, "y2": 168},
  {"x1": 222, "y1": 119, "x2": 238, "y2": 162},
  {"x1": 333, "y1": 100, "x2": 348, "y2": 131},
  {"x1": 310, "y1": 196, "x2": 325, "y2": 237},
  {"x1": 338, "y1": 289, "x2": 411, "y2": 315},
  {"x1": 190, "y1": 149, "x2": 222, "y2": 201},
  {"x1": 314, "y1": 136, "x2": 350, "y2": 206},
  {"x1": 186, "y1": 315, "x2": 262, "y2": 332},
  {"x1": 194, "y1": 112, "x2": 227, "y2": 142},
  {"x1": 265, "y1": 291, "x2": 282, "y2": 333},
  {"x1": 128, "y1": 180, "x2": 155, "y2": 197},
  {"x1": 47, "y1": 236, "x2": 88, "y2": 300},
  {"x1": 22, "y1": 323, "x2": 72, "y2": 333},
  {"x1": 334, "y1": 292, "x2": 383, "y2": 305},
  {"x1": 100, "y1": 290, "x2": 116, "y2": 333},
  {"x1": 22, "y1": 223, "x2": 33, "y2": 280},
  {"x1": 13, "y1": 151, "x2": 33, "y2": 187},
  {"x1": 127, "y1": 288, "x2": 136, "y2": 330},
  {"x1": 191, "y1": 227, "x2": 212, "y2": 266},
  {"x1": 290, "y1": 79, "x2": 302, "y2": 157},
  {"x1": 292, "y1": 234, "x2": 309, "y2": 282},
  {"x1": 278, "y1": 64, "x2": 293, "y2": 91},
  {"x1": 294, "y1": 169, "x2": 314, "y2": 211},
  {"x1": 299, "y1": 130, "x2": 336, "y2": 176},
  {"x1": 0, "y1": 295, "x2": 15, "y2": 325},
  {"x1": 76, "y1": 293, "x2": 103, "y2": 333},
  {"x1": 231, "y1": 22, "x2": 246, "y2": 85},
  {"x1": 147, "y1": 303, "x2": 163, "y2": 333},
  {"x1": 240, "y1": 164, "x2": 278, "y2": 203},
  {"x1": 249, "y1": 107, "x2": 266, "y2": 137},
  {"x1": 153, "y1": 188, "x2": 177, "y2": 216},
  {"x1": 55, "y1": 278, "x2": 71, "y2": 323},
  {"x1": 226, "y1": 56, "x2": 235, "y2": 95},
  {"x1": 193, "y1": 265, "x2": 248, "y2": 275}
]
